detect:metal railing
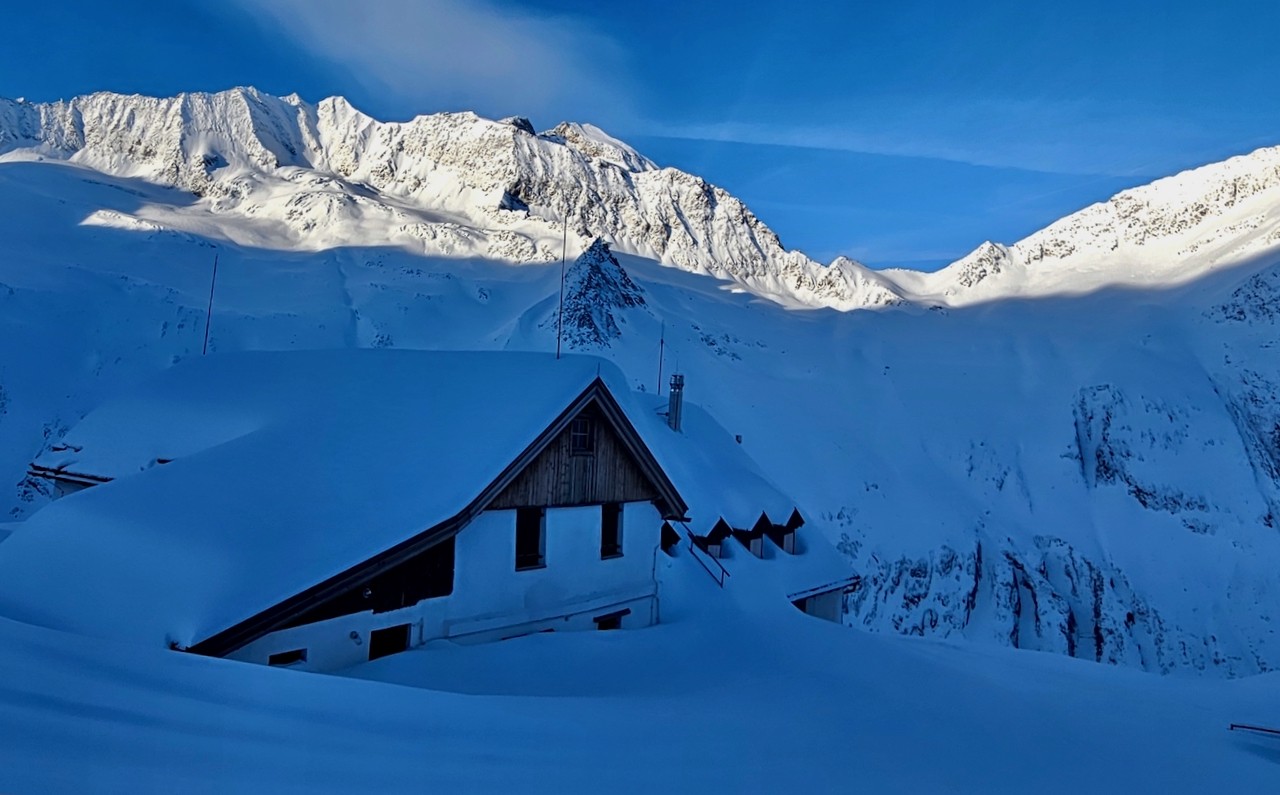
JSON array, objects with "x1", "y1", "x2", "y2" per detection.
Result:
[
  {"x1": 679, "y1": 522, "x2": 730, "y2": 588},
  {"x1": 1229, "y1": 723, "x2": 1280, "y2": 737}
]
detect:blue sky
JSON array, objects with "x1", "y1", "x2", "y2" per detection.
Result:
[{"x1": 3, "y1": 1, "x2": 1277, "y2": 269}]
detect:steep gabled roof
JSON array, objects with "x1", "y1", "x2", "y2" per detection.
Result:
[
  {"x1": 190, "y1": 379, "x2": 685, "y2": 656},
  {"x1": 0, "y1": 351, "x2": 686, "y2": 650}
]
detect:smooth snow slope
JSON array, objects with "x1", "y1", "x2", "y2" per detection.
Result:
[{"x1": 2, "y1": 92, "x2": 1280, "y2": 677}]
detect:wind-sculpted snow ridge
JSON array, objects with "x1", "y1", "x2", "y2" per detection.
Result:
[{"x1": 0, "y1": 88, "x2": 903, "y2": 310}]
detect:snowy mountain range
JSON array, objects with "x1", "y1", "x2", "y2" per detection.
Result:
[{"x1": 3, "y1": 88, "x2": 1280, "y2": 677}]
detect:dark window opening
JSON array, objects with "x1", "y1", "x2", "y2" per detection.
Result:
[
  {"x1": 569, "y1": 417, "x2": 595, "y2": 455},
  {"x1": 280, "y1": 536, "x2": 455, "y2": 630},
  {"x1": 268, "y1": 648, "x2": 307, "y2": 666},
  {"x1": 369, "y1": 623, "x2": 411, "y2": 661},
  {"x1": 516, "y1": 507, "x2": 546, "y2": 570},
  {"x1": 765, "y1": 516, "x2": 797, "y2": 554},
  {"x1": 733, "y1": 527, "x2": 765, "y2": 559},
  {"x1": 601, "y1": 503, "x2": 623, "y2": 559},
  {"x1": 593, "y1": 608, "x2": 630, "y2": 631}
]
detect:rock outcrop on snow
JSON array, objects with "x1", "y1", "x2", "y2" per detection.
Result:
[{"x1": 546, "y1": 238, "x2": 647, "y2": 350}]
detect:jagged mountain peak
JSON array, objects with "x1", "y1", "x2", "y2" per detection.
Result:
[
  {"x1": 921, "y1": 144, "x2": 1280, "y2": 306},
  {"x1": 0, "y1": 87, "x2": 900, "y2": 311},
  {"x1": 539, "y1": 121, "x2": 656, "y2": 173},
  {"x1": 4, "y1": 87, "x2": 1277, "y2": 314}
]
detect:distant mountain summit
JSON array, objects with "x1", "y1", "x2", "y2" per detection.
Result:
[
  {"x1": 5, "y1": 87, "x2": 1279, "y2": 311},
  {"x1": 0, "y1": 87, "x2": 901, "y2": 309}
]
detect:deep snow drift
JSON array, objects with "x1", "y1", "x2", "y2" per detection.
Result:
[{"x1": 2, "y1": 550, "x2": 1279, "y2": 793}]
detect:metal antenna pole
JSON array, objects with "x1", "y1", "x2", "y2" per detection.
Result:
[
  {"x1": 657, "y1": 321, "x2": 665, "y2": 395},
  {"x1": 556, "y1": 217, "x2": 568, "y2": 359},
  {"x1": 202, "y1": 252, "x2": 219, "y2": 356}
]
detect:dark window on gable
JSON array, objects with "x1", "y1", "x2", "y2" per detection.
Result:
[
  {"x1": 369, "y1": 623, "x2": 411, "y2": 661},
  {"x1": 516, "y1": 507, "x2": 546, "y2": 570},
  {"x1": 601, "y1": 502, "x2": 623, "y2": 559},
  {"x1": 268, "y1": 648, "x2": 307, "y2": 666},
  {"x1": 569, "y1": 417, "x2": 595, "y2": 455}
]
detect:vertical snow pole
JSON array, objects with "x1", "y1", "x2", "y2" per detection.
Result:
[
  {"x1": 556, "y1": 217, "x2": 567, "y2": 359},
  {"x1": 202, "y1": 252, "x2": 219, "y2": 356},
  {"x1": 657, "y1": 321, "x2": 665, "y2": 395}
]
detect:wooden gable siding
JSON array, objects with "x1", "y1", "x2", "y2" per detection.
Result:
[{"x1": 488, "y1": 403, "x2": 661, "y2": 509}]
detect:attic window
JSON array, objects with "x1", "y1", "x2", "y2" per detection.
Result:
[
  {"x1": 268, "y1": 648, "x2": 307, "y2": 667},
  {"x1": 569, "y1": 417, "x2": 595, "y2": 455},
  {"x1": 516, "y1": 507, "x2": 546, "y2": 570}
]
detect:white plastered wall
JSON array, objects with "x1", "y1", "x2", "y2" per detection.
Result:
[{"x1": 231, "y1": 501, "x2": 663, "y2": 671}]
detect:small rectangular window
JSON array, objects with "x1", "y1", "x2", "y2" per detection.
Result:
[
  {"x1": 268, "y1": 648, "x2": 307, "y2": 666},
  {"x1": 516, "y1": 507, "x2": 546, "y2": 570},
  {"x1": 601, "y1": 503, "x2": 623, "y2": 559},
  {"x1": 569, "y1": 417, "x2": 595, "y2": 455},
  {"x1": 369, "y1": 623, "x2": 411, "y2": 661},
  {"x1": 593, "y1": 608, "x2": 630, "y2": 631}
]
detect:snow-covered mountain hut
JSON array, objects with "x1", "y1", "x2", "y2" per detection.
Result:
[{"x1": 9, "y1": 351, "x2": 851, "y2": 670}]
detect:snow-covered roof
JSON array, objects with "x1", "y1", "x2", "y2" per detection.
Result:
[{"x1": 1, "y1": 350, "x2": 819, "y2": 649}]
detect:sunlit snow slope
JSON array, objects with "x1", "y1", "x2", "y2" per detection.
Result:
[{"x1": 3, "y1": 89, "x2": 1280, "y2": 676}]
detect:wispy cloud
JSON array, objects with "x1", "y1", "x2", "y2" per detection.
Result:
[
  {"x1": 639, "y1": 96, "x2": 1262, "y2": 178},
  {"x1": 225, "y1": 0, "x2": 635, "y2": 126}
]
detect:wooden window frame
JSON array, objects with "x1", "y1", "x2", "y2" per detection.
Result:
[{"x1": 568, "y1": 417, "x2": 595, "y2": 456}]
